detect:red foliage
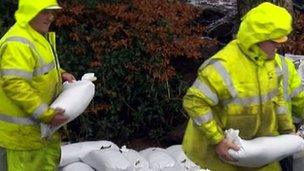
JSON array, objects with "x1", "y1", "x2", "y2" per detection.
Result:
[
  {"x1": 281, "y1": 12, "x2": 304, "y2": 55},
  {"x1": 55, "y1": 0, "x2": 218, "y2": 82}
]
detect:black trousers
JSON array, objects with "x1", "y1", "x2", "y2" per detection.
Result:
[
  {"x1": 0, "y1": 147, "x2": 7, "y2": 171},
  {"x1": 280, "y1": 156, "x2": 293, "y2": 171}
]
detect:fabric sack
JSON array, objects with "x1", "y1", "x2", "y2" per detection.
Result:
[
  {"x1": 81, "y1": 149, "x2": 134, "y2": 171},
  {"x1": 60, "y1": 140, "x2": 119, "y2": 167},
  {"x1": 59, "y1": 162, "x2": 94, "y2": 171},
  {"x1": 166, "y1": 145, "x2": 201, "y2": 171},
  {"x1": 41, "y1": 73, "x2": 96, "y2": 137},
  {"x1": 120, "y1": 146, "x2": 150, "y2": 170},
  {"x1": 139, "y1": 148, "x2": 176, "y2": 171},
  {"x1": 225, "y1": 129, "x2": 304, "y2": 168}
]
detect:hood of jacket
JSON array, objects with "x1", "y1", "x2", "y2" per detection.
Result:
[
  {"x1": 15, "y1": 0, "x2": 60, "y2": 27},
  {"x1": 236, "y1": 2, "x2": 292, "y2": 65}
]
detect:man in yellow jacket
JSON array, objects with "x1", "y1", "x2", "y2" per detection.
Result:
[
  {"x1": 182, "y1": 2, "x2": 304, "y2": 171},
  {"x1": 0, "y1": 0, "x2": 75, "y2": 170}
]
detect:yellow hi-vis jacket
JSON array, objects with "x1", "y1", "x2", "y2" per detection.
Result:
[
  {"x1": 0, "y1": 0, "x2": 63, "y2": 150},
  {"x1": 182, "y1": 2, "x2": 304, "y2": 171}
]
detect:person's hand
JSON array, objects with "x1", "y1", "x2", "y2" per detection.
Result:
[
  {"x1": 215, "y1": 138, "x2": 240, "y2": 162},
  {"x1": 49, "y1": 107, "x2": 68, "y2": 126},
  {"x1": 61, "y1": 72, "x2": 76, "y2": 83}
]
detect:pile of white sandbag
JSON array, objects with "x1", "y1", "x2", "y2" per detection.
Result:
[{"x1": 58, "y1": 141, "x2": 210, "y2": 171}]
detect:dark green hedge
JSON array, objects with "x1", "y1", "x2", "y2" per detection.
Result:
[{"x1": 0, "y1": 0, "x2": 219, "y2": 146}]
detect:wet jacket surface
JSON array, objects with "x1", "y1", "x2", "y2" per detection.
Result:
[
  {"x1": 182, "y1": 3, "x2": 299, "y2": 171},
  {"x1": 0, "y1": 0, "x2": 62, "y2": 150}
]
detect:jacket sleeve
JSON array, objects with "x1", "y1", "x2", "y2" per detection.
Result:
[
  {"x1": 275, "y1": 95, "x2": 295, "y2": 134},
  {"x1": 183, "y1": 64, "x2": 224, "y2": 145},
  {"x1": 287, "y1": 60, "x2": 304, "y2": 120},
  {"x1": 1, "y1": 42, "x2": 55, "y2": 123}
]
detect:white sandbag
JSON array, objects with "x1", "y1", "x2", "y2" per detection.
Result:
[
  {"x1": 161, "y1": 164, "x2": 187, "y2": 171},
  {"x1": 166, "y1": 145, "x2": 201, "y2": 171},
  {"x1": 59, "y1": 162, "x2": 95, "y2": 171},
  {"x1": 225, "y1": 129, "x2": 304, "y2": 168},
  {"x1": 41, "y1": 73, "x2": 96, "y2": 138},
  {"x1": 139, "y1": 147, "x2": 176, "y2": 171},
  {"x1": 81, "y1": 149, "x2": 134, "y2": 171},
  {"x1": 120, "y1": 146, "x2": 150, "y2": 170},
  {"x1": 60, "y1": 140, "x2": 119, "y2": 167},
  {"x1": 137, "y1": 168, "x2": 155, "y2": 171}
]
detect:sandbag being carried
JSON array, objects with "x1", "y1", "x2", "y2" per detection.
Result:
[
  {"x1": 81, "y1": 149, "x2": 134, "y2": 171},
  {"x1": 60, "y1": 140, "x2": 119, "y2": 167},
  {"x1": 41, "y1": 73, "x2": 96, "y2": 138},
  {"x1": 225, "y1": 129, "x2": 304, "y2": 168}
]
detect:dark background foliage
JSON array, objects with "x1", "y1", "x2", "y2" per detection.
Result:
[{"x1": 52, "y1": 0, "x2": 220, "y2": 147}]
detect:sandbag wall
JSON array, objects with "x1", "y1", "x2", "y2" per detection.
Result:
[{"x1": 58, "y1": 141, "x2": 210, "y2": 171}]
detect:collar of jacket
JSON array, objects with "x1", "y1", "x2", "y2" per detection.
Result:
[
  {"x1": 23, "y1": 23, "x2": 55, "y2": 50},
  {"x1": 237, "y1": 40, "x2": 269, "y2": 66}
]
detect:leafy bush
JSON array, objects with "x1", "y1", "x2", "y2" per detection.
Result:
[
  {"x1": 54, "y1": 0, "x2": 219, "y2": 144},
  {"x1": 0, "y1": 0, "x2": 17, "y2": 36},
  {"x1": 0, "y1": 0, "x2": 220, "y2": 145},
  {"x1": 281, "y1": 11, "x2": 304, "y2": 54}
]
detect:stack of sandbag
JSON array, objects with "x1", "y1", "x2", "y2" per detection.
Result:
[
  {"x1": 59, "y1": 140, "x2": 119, "y2": 167},
  {"x1": 81, "y1": 148, "x2": 134, "y2": 171},
  {"x1": 59, "y1": 140, "x2": 209, "y2": 171},
  {"x1": 166, "y1": 145, "x2": 201, "y2": 171},
  {"x1": 225, "y1": 129, "x2": 304, "y2": 168},
  {"x1": 41, "y1": 73, "x2": 96, "y2": 138},
  {"x1": 60, "y1": 162, "x2": 94, "y2": 171},
  {"x1": 120, "y1": 146, "x2": 150, "y2": 170},
  {"x1": 139, "y1": 147, "x2": 181, "y2": 171}
]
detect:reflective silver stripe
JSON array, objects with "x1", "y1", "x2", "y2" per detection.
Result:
[
  {"x1": 290, "y1": 85, "x2": 304, "y2": 98},
  {"x1": 275, "y1": 66, "x2": 283, "y2": 77},
  {"x1": 192, "y1": 79, "x2": 218, "y2": 105},
  {"x1": 6, "y1": 37, "x2": 57, "y2": 76},
  {"x1": 1, "y1": 69, "x2": 32, "y2": 79},
  {"x1": 199, "y1": 58, "x2": 215, "y2": 70},
  {"x1": 1, "y1": 61, "x2": 56, "y2": 79},
  {"x1": 193, "y1": 111, "x2": 213, "y2": 126},
  {"x1": 261, "y1": 89, "x2": 279, "y2": 103},
  {"x1": 276, "y1": 106, "x2": 288, "y2": 115},
  {"x1": 33, "y1": 61, "x2": 56, "y2": 76},
  {"x1": 32, "y1": 103, "x2": 48, "y2": 119},
  {"x1": 223, "y1": 89, "x2": 278, "y2": 106},
  {"x1": 5, "y1": 37, "x2": 46, "y2": 65},
  {"x1": 5, "y1": 37, "x2": 35, "y2": 50},
  {"x1": 212, "y1": 61, "x2": 238, "y2": 98},
  {"x1": 0, "y1": 113, "x2": 36, "y2": 125},
  {"x1": 280, "y1": 56, "x2": 290, "y2": 101}
]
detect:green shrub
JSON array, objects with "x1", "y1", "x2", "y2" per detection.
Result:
[{"x1": 1, "y1": 0, "x2": 219, "y2": 145}]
